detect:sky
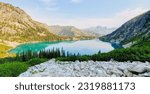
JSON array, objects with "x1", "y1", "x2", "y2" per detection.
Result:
[{"x1": 0, "y1": 0, "x2": 150, "y2": 28}]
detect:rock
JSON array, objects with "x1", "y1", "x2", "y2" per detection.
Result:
[
  {"x1": 128, "y1": 64, "x2": 147, "y2": 74},
  {"x1": 89, "y1": 67, "x2": 96, "y2": 71},
  {"x1": 30, "y1": 67, "x2": 39, "y2": 73},
  {"x1": 34, "y1": 72, "x2": 50, "y2": 77},
  {"x1": 145, "y1": 61, "x2": 150, "y2": 65},
  {"x1": 145, "y1": 66, "x2": 150, "y2": 72},
  {"x1": 80, "y1": 62, "x2": 85, "y2": 69},
  {"x1": 133, "y1": 74, "x2": 138, "y2": 77},
  {"x1": 95, "y1": 69, "x2": 108, "y2": 77},
  {"x1": 19, "y1": 72, "x2": 30, "y2": 77},
  {"x1": 73, "y1": 64, "x2": 80, "y2": 71},
  {"x1": 106, "y1": 70, "x2": 113, "y2": 75},
  {"x1": 111, "y1": 74, "x2": 117, "y2": 77},
  {"x1": 19, "y1": 59, "x2": 150, "y2": 77},
  {"x1": 124, "y1": 69, "x2": 133, "y2": 77},
  {"x1": 140, "y1": 73, "x2": 150, "y2": 77},
  {"x1": 80, "y1": 70, "x2": 90, "y2": 77},
  {"x1": 74, "y1": 72, "x2": 81, "y2": 77},
  {"x1": 111, "y1": 68, "x2": 124, "y2": 77},
  {"x1": 117, "y1": 65, "x2": 128, "y2": 71}
]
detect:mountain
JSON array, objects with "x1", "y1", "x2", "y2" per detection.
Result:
[
  {"x1": 100, "y1": 11, "x2": 150, "y2": 46},
  {"x1": 0, "y1": 2, "x2": 95, "y2": 44},
  {"x1": 0, "y1": 2, "x2": 63, "y2": 43},
  {"x1": 48, "y1": 25, "x2": 95, "y2": 39},
  {"x1": 84, "y1": 26, "x2": 116, "y2": 37}
]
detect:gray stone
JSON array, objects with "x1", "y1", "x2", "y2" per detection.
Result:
[
  {"x1": 73, "y1": 64, "x2": 80, "y2": 71},
  {"x1": 19, "y1": 59, "x2": 150, "y2": 77},
  {"x1": 133, "y1": 74, "x2": 139, "y2": 77},
  {"x1": 106, "y1": 70, "x2": 113, "y2": 75},
  {"x1": 117, "y1": 65, "x2": 127, "y2": 71},
  {"x1": 128, "y1": 64, "x2": 147, "y2": 74},
  {"x1": 111, "y1": 68, "x2": 124, "y2": 77},
  {"x1": 145, "y1": 66, "x2": 150, "y2": 72},
  {"x1": 141, "y1": 72, "x2": 150, "y2": 77},
  {"x1": 95, "y1": 69, "x2": 108, "y2": 77},
  {"x1": 124, "y1": 69, "x2": 133, "y2": 77},
  {"x1": 111, "y1": 74, "x2": 117, "y2": 77},
  {"x1": 145, "y1": 61, "x2": 150, "y2": 65}
]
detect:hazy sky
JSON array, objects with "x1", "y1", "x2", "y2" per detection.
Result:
[{"x1": 1, "y1": 0, "x2": 150, "y2": 28}]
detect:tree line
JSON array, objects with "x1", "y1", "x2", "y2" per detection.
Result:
[{"x1": 15, "y1": 48, "x2": 81, "y2": 62}]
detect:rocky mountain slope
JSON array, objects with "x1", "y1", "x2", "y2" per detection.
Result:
[
  {"x1": 48, "y1": 25, "x2": 94, "y2": 39},
  {"x1": 100, "y1": 11, "x2": 150, "y2": 45},
  {"x1": 85, "y1": 26, "x2": 116, "y2": 37},
  {"x1": 0, "y1": 2, "x2": 64, "y2": 43}
]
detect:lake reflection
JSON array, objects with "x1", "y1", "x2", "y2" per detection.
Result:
[
  {"x1": 45, "y1": 39, "x2": 114, "y2": 55},
  {"x1": 10, "y1": 39, "x2": 115, "y2": 55}
]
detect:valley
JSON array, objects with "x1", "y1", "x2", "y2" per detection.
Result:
[
  {"x1": 0, "y1": 2, "x2": 95, "y2": 58},
  {"x1": 0, "y1": 2, "x2": 149, "y2": 77}
]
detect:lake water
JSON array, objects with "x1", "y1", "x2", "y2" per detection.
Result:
[{"x1": 9, "y1": 39, "x2": 117, "y2": 55}]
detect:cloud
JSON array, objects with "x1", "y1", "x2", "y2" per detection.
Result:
[
  {"x1": 74, "y1": 7, "x2": 149, "y2": 28},
  {"x1": 40, "y1": 0, "x2": 83, "y2": 4},
  {"x1": 32, "y1": 7, "x2": 149, "y2": 28},
  {"x1": 46, "y1": 7, "x2": 59, "y2": 11},
  {"x1": 39, "y1": 0, "x2": 57, "y2": 6},
  {"x1": 39, "y1": 0, "x2": 58, "y2": 11},
  {"x1": 39, "y1": 0, "x2": 55, "y2": 3},
  {"x1": 71, "y1": 0, "x2": 83, "y2": 3},
  {"x1": 39, "y1": 0, "x2": 83, "y2": 12},
  {"x1": 47, "y1": 7, "x2": 148, "y2": 28},
  {"x1": 116, "y1": 8, "x2": 149, "y2": 22},
  {"x1": 111, "y1": 7, "x2": 149, "y2": 27}
]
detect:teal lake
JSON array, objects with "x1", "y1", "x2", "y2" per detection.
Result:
[{"x1": 9, "y1": 39, "x2": 118, "y2": 55}]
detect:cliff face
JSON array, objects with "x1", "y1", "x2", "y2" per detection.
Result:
[
  {"x1": 100, "y1": 11, "x2": 150, "y2": 45},
  {"x1": 0, "y1": 2, "x2": 62, "y2": 43}
]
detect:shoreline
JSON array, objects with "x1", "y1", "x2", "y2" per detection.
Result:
[
  {"x1": 7, "y1": 38, "x2": 99, "y2": 52},
  {"x1": 0, "y1": 37, "x2": 97, "y2": 58},
  {"x1": 6, "y1": 37, "x2": 98, "y2": 48}
]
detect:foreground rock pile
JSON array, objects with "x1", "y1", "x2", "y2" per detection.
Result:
[{"x1": 19, "y1": 59, "x2": 150, "y2": 77}]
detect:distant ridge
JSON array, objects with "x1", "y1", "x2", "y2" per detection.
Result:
[
  {"x1": 84, "y1": 26, "x2": 116, "y2": 37},
  {"x1": 100, "y1": 10, "x2": 150, "y2": 46},
  {"x1": 48, "y1": 25, "x2": 95, "y2": 39}
]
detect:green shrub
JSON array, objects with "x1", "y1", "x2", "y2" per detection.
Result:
[
  {"x1": 78, "y1": 55, "x2": 91, "y2": 61},
  {"x1": 26, "y1": 58, "x2": 48, "y2": 66},
  {"x1": 57, "y1": 45, "x2": 150, "y2": 62},
  {"x1": 0, "y1": 62, "x2": 28, "y2": 77},
  {"x1": 57, "y1": 55, "x2": 91, "y2": 61}
]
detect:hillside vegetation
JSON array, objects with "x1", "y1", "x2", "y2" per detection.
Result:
[
  {"x1": 0, "y1": 43, "x2": 15, "y2": 58},
  {"x1": 57, "y1": 45, "x2": 150, "y2": 62}
]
